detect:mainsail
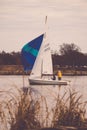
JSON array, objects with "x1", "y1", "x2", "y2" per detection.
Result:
[
  {"x1": 21, "y1": 34, "x2": 44, "y2": 71},
  {"x1": 30, "y1": 33, "x2": 53, "y2": 77}
]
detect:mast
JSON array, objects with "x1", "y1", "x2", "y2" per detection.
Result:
[
  {"x1": 42, "y1": 16, "x2": 53, "y2": 76},
  {"x1": 44, "y1": 16, "x2": 47, "y2": 38}
]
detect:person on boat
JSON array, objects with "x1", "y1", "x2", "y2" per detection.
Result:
[
  {"x1": 52, "y1": 74, "x2": 56, "y2": 80},
  {"x1": 57, "y1": 70, "x2": 62, "y2": 80}
]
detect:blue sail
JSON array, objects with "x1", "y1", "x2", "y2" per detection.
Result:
[{"x1": 21, "y1": 34, "x2": 44, "y2": 71}]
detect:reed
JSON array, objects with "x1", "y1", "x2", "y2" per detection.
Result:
[
  {"x1": 0, "y1": 87, "x2": 87, "y2": 130},
  {"x1": 9, "y1": 88, "x2": 42, "y2": 130},
  {"x1": 52, "y1": 89, "x2": 87, "y2": 128},
  {"x1": 9, "y1": 87, "x2": 51, "y2": 129},
  {"x1": 0, "y1": 87, "x2": 42, "y2": 130}
]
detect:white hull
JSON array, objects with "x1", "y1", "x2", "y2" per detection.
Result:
[{"x1": 29, "y1": 78, "x2": 68, "y2": 85}]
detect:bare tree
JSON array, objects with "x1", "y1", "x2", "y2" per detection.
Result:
[
  {"x1": 59, "y1": 43, "x2": 81, "y2": 56},
  {"x1": 59, "y1": 43, "x2": 82, "y2": 67}
]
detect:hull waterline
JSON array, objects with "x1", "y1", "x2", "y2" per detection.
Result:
[{"x1": 29, "y1": 78, "x2": 68, "y2": 85}]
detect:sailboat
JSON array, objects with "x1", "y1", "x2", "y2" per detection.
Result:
[{"x1": 21, "y1": 18, "x2": 68, "y2": 85}]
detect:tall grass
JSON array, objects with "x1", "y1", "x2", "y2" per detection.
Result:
[
  {"x1": 9, "y1": 88, "x2": 42, "y2": 130},
  {"x1": 0, "y1": 87, "x2": 51, "y2": 130},
  {"x1": 0, "y1": 87, "x2": 87, "y2": 130},
  {"x1": 0, "y1": 88, "x2": 42, "y2": 130},
  {"x1": 52, "y1": 89, "x2": 87, "y2": 128}
]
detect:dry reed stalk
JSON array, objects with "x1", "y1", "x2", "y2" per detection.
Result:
[
  {"x1": 0, "y1": 87, "x2": 42, "y2": 130},
  {"x1": 0, "y1": 86, "x2": 87, "y2": 130},
  {"x1": 9, "y1": 88, "x2": 42, "y2": 130},
  {"x1": 39, "y1": 96, "x2": 50, "y2": 128},
  {"x1": 52, "y1": 89, "x2": 87, "y2": 128}
]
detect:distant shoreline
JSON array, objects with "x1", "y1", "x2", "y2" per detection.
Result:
[{"x1": 0, "y1": 65, "x2": 87, "y2": 76}]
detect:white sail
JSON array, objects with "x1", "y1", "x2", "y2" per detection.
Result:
[
  {"x1": 42, "y1": 36, "x2": 53, "y2": 75},
  {"x1": 30, "y1": 32, "x2": 53, "y2": 78},
  {"x1": 30, "y1": 37, "x2": 43, "y2": 78}
]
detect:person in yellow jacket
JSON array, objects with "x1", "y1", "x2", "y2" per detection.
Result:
[{"x1": 57, "y1": 70, "x2": 62, "y2": 80}]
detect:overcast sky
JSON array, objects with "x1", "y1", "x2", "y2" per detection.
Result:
[{"x1": 0, "y1": 0, "x2": 87, "y2": 53}]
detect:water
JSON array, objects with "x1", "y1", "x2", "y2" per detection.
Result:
[
  {"x1": 0, "y1": 75, "x2": 87, "y2": 109},
  {"x1": 0, "y1": 75, "x2": 87, "y2": 98},
  {"x1": 0, "y1": 75, "x2": 87, "y2": 110},
  {"x1": 0, "y1": 75, "x2": 87, "y2": 129}
]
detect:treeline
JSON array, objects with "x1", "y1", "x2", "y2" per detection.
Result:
[
  {"x1": 0, "y1": 51, "x2": 21, "y2": 65},
  {"x1": 0, "y1": 43, "x2": 87, "y2": 68},
  {"x1": 52, "y1": 43, "x2": 87, "y2": 70},
  {"x1": 52, "y1": 53, "x2": 87, "y2": 69}
]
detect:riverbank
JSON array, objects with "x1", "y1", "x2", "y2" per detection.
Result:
[
  {"x1": 0, "y1": 65, "x2": 27, "y2": 75},
  {"x1": 0, "y1": 65, "x2": 87, "y2": 75}
]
